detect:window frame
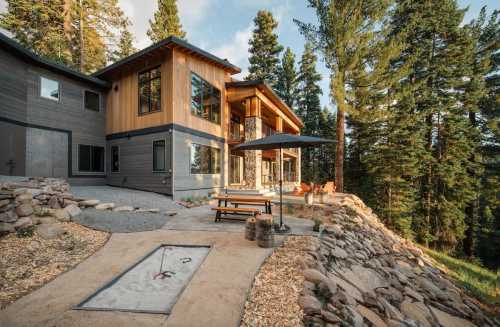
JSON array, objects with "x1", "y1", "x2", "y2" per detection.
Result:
[
  {"x1": 189, "y1": 143, "x2": 221, "y2": 175},
  {"x1": 83, "y1": 89, "x2": 101, "y2": 112},
  {"x1": 152, "y1": 139, "x2": 167, "y2": 172},
  {"x1": 39, "y1": 76, "x2": 60, "y2": 102},
  {"x1": 138, "y1": 65, "x2": 162, "y2": 116},
  {"x1": 190, "y1": 72, "x2": 221, "y2": 125},
  {"x1": 77, "y1": 144, "x2": 105, "y2": 173},
  {"x1": 111, "y1": 145, "x2": 120, "y2": 173}
]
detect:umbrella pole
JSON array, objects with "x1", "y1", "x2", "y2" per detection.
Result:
[{"x1": 279, "y1": 145, "x2": 283, "y2": 229}]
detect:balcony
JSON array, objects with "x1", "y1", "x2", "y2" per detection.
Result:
[
  {"x1": 262, "y1": 123, "x2": 276, "y2": 138},
  {"x1": 229, "y1": 120, "x2": 244, "y2": 144}
]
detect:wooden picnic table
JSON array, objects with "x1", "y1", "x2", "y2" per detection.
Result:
[{"x1": 214, "y1": 195, "x2": 273, "y2": 214}]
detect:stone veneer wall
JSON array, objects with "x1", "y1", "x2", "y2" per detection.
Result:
[{"x1": 244, "y1": 116, "x2": 262, "y2": 189}]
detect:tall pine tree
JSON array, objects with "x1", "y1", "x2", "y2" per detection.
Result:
[
  {"x1": 109, "y1": 29, "x2": 137, "y2": 62},
  {"x1": 246, "y1": 10, "x2": 283, "y2": 88},
  {"x1": 147, "y1": 0, "x2": 186, "y2": 42},
  {"x1": 295, "y1": 0, "x2": 397, "y2": 193},
  {"x1": 1, "y1": 0, "x2": 72, "y2": 66},
  {"x1": 275, "y1": 47, "x2": 299, "y2": 109},
  {"x1": 296, "y1": 43, "x2": 323, "y2": 182}
]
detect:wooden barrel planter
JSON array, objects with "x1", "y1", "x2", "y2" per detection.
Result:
[
  {"x1": 255, "y1": 214, "x2": 274, "y2": 248},
  {"x1": 245, "y1": 217, "x2": 256, "y2": 241}
]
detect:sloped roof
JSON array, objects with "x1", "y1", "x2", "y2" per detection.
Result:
[
  {"x1": 93, "y1": 36, "x2": 241, "y2": 79},
  {"x1": 0, "y1": 32, "x2": 109, "y2": 88}
]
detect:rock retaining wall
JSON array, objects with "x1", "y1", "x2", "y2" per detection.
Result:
[{"x1": 298, "y1": 194, "x2": 499, "y2": 327}]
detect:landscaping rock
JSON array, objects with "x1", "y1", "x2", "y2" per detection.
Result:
[
  {"x1": 113, "y1": 206, "x2": 134, "y2": 212},
  {"x1": 13, "y1": 217, "x2": 33, "y2": 230},
  {"x1": 0, "y1": 210, "x2": 17, "y2": 223},
  {"x1": 64, "y1": 204, "x2": 81, "y2": 218},
  {"x1": 303, "y1": 268, "x2": 328, "y2": 284},
  {"x1": 356, "y1": 304, "x2": 388, "y2": 327},
  {"x1": 79, "y1": 199, "x2": 100, "y2": 207},
  {"x1": 0, "y1": 222, "x2": 15, "y2": 233},
  {"x1": 95, "y1": 203, "x2": 115, "y2": 210},
  {"x1": 53, "y1": 209, "x2": 70, "y2": 222},
  {"x1": 36, "y1": 224, "x2": 66, "y2": 239},
  {"x1": 298, "y1": 295, "x2": 322, "y2": 314},
  {"x1": 16, "y1": 203, "x2": 33, "y2": 217}
]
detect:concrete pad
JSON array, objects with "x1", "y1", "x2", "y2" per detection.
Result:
[{"x1": 0, "y1": 230, "x2": 279, "y2": 327}]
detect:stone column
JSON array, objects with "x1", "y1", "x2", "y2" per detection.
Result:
[
  {"x1": 244, "y1": 116, "x2": 262, "y2": 189},
  {"x1": 243, "y1": 96, "x2": 262, "y2": 190}
]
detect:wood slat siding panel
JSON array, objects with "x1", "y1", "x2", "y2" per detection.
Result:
[
  {"x1": 106, "y1": 51, "x2": 173, "y2": 135},
  {"x1": 172, "y1": 49, "x2": 231, "y2": 139},
  {"x1": 0, "y1": 121, "x2": 26, "y2": 176},
  {"x1": 0, "y1": 48, "x2": 28, "y2": 122},
  {"x1": 106, "y1": 132, "x2": 173, "y2": 195}
]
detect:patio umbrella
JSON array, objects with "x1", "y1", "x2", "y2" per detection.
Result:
[{"x1": 233, "y1": 133, "x2": 335, "y2": 233}]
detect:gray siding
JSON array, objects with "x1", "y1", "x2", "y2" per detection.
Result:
[
  {"x1": 0, "y1": 121, "x2": 26, "y2": 176},
  {"x1": 26, "y1": 67, "x2": 107, "y2": 178},
  {"x1": 172, "y1": 129, "x2": 224, "y2": 200},
  {"x1": 106, "y1": 132, "x2": 173, "y2": 194},
  {"x1": 0, "y1": 48, "x2": 27, "y2": 122}
]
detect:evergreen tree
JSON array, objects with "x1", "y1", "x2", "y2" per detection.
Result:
[
  {"x1": 0, "y1": 0, "x2": 72, "y2": 66},
  {"x1": 275, "y1": 47, "x2": 299, "y2": 109},
  {"x1": 295, "y1": 0, "x2": 398, "y2": 193},
  {"x1": 246, "y1": 10, "x2": 283, "y2": 87},
  {"x1": 390, "y1": 0, "x2": 478, "y2": 249},
  {"x1": 296, "y1": 43, "x2": 322, "y2": 182},
  {"x1": 109, "y1": 29, "x2": 137, "y2": 62},
  {"x1": 147, "y1": 0, "x2": 186, "y2": 42},
  {"x1": 68, "y1": 0, "x2": 129, "y2": 73}
]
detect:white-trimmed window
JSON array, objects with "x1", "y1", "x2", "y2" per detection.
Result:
[{"x1": 40, "y1": 76, "x2": 60, "y2": 101}]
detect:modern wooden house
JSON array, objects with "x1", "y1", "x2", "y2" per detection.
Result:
[{"x1": 0, "y1": 32, "x2": 303, "y2": 199}]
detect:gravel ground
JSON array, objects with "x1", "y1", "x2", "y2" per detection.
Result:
[
  {"x1": 74, "y1": 209, "x2": 170, "y2": 233},
  {"x1": 240, "y1": 236, "x2": 314, "y2": 327},
  {"x1": 0, "y1": 222, "x2": 109, "y2": 308},
  {"x1": 71, "y1": 186, "x2": 183, "y2": 212}
]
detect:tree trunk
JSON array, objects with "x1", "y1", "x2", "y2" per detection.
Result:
[
  {"x1": 464, "y1": 111, "x2": 477, "y2": 258},
  {"x1": 335, "y1": 107, "x2": 345, "y2": 192}
]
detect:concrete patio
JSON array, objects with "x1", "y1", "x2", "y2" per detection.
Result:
[{"x1": 0, "y1": 230, "x2": 284, "y2": 327}]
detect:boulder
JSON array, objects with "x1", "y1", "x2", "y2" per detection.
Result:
[
  {"x1": 400, "y1": 300, "x2": 433, "y2": 327},
  {"x1": 0, "y1": 222, "x2": 15, "y2": 233},
  {"x1": 321, "y1": 310, "x2": 341, "y2": 323},
  {"x1": 48, "y1": 196, "x2": 61, "y2": 209},
  {"x1": 113, "y1": 206, "x2": 134, "y2": 212},
  {"x1": 328, "y1": 273, "x2": 364, "y2": 302},
  {"x1": 79, "y1": 199, "x2": 100, "y2": 207},
  {"x1": 356, "y1": 304, "x2": 388, "y2": 327},
  {"x1": 13, "y1": 217, "x2": 33, "y2": 229},
  {"x1": 95, "y1": 203, "x2": 115, "y2": 210},
  {"x1": 0, "y1": 199, "x2": 10, "y2": 208},
  {"x1": 429, "y1": 306, "x2": 476, "y2": 327},
  {"x1": 16, "y1": 203, "x2": 34, "y2": 217},
  {"x1": 0, "y1": 210, "x2": 18, "y2": 223},
  {"x1": 53, "y1": 209, "x2": 70, "y2": 222},
  {"x1": 303, "y1": 268, "x2": 328, "y2": 284},
  {"x1": 16, "y1": 193, "x2": 33, "y2": 203},
  {"x1": 331, "y1": 246, "x2": 348, "y2": 259},
  {"x1": 38, "y1": 217, "x2": 57, "y2": 225},
  {"x1": 37, "y1": 224, "x2": 66, "y2": 239},
  {"x1": 64, "y1": 204, "x2": 81, "y2": 218},
  {"x1": 298, "y1": 295, "x2": 322, "y2": 314}
]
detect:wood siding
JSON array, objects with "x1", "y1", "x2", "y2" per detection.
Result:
[
  {"x1": 0, "y1": 48, "x2": 28, "y2": 122},
  {"x1": 106, "y1": 52, "x2": 173, "y2": 134}
]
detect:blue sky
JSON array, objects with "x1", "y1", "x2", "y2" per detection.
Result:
[{"x1": 1, "y1": 0, "x2": 497, "y2": 109}]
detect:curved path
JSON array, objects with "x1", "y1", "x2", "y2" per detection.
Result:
[{"x1": 0, "y1": 230, "x2": 281, "y2": 327}]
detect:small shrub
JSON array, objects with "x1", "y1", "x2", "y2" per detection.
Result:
[
  {"x1": 313, "y1": 217, "x2": 323, "y2": 232},
  {"x1": 16, "y1": 225, "x2": 36, "y2": 238}
]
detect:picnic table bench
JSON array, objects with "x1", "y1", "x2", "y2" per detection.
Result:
[{"x1": 212, "y1": 195, "x2": 273, "y2": 222}]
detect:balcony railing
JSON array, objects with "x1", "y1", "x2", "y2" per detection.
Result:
[{"x1": 262, "y1": 123, "x2": 276, "y2": 137}]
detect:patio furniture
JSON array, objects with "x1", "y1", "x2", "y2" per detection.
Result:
[
  {"x1": 234, "y1": 133, "x2": 335, "y2": 233},
  {"x1": 214, "y1": 195, "x2": 273, "y2": 214},
  {"x1": 212, "y1": 206, "x2": 261, "y2": 222}
]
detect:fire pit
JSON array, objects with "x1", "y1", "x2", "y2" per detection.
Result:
[{"x1": 75, "y1": 244, "x2": 211, "y2": 314}]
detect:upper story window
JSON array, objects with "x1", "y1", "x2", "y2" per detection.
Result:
[
  {"x1": 139, "y1": 66, "x2": 161, "y2": 115},
  {"x1": 84, "y1": 90, "x2": 100, "y2": 112},
  {"x1": 40, "y1": 76, "x2": 60, "y2": 101},
  {"x1": 191, "y1": 73, "x2": 221, "y2": 124}
]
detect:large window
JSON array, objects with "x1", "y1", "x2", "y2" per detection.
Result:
[
  {"x1": 139, "y1": 67, "x2": 161, "y2": 115},
  {"x1": 84, "y1": 90, "x2": 100, "y2": 111},
  {"x1": 40, "y1": 76, "x2": 60, "y2": 101},
  {"x1": 153, "y1": 140, "x2": 166, "y2": 172},
  {"x1": 191, "y1": 73, "x2": 221, "y2": 124},
  {"x1": 79, "y1": 145, "x2": 104, "y2": 172},
  {"x1": 111, "y1": 145, "x2": 119, "y2": 172},
  {"x1": 190, "y1": 144, "x2": 220, "y2": 174}
]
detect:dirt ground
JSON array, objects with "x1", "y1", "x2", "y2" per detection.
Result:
[{"x1": 0, "y1": 222, "x2": 109, "y2": 308}]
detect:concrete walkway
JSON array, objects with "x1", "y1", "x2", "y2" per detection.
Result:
[{"x1": 0, "y1": 230, "x2": 282, "y2": 327}]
